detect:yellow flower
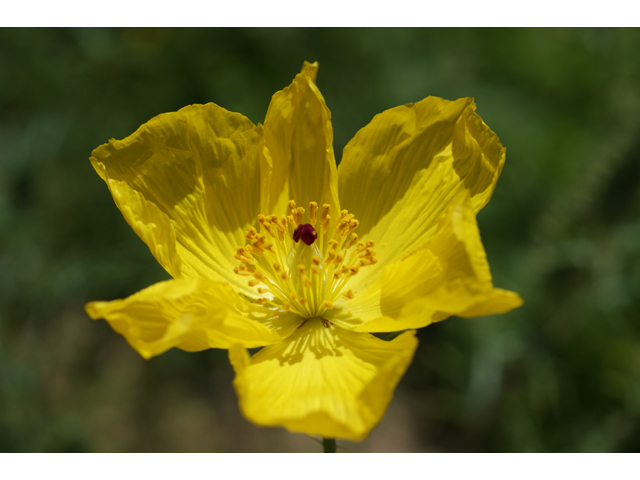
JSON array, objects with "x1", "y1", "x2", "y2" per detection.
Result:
[{"x1": 86, "y1": 61, "x2": 522, "y2": 442}]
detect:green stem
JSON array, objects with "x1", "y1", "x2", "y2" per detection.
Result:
[
  {"x1": 323, "y1": 438, "x2": 336, "y2": 453},
  {"x1": 382, "y1": 331, "x2": 402, "y2": 341}
]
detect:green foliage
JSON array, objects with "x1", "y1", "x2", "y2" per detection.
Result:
[{"x1": 1, "y1": 28, "x2": 639, "y2": 452}]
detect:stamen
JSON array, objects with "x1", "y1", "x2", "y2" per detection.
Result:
[
  {"x1": 245, "y1": 227, "x2": 257, "y2": 240},
  {"x1": 234, "y1": 199, "x2": 378, "y2": 319},
  {"x1": 309, "y1": 202, "x2": 318, "y2": 225},
  {"x1": 346, "y1": 233, "x2": 358, "y2": 249},
  {"x1": 234, "y1": 265, "x2": 252, "y2": 276},
  {"x1": 320, "y1": 204, "x2": 331, "y2": 234}
]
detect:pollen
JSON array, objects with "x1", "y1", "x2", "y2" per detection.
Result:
[{"x1": 232, "y1": 199, "x2": 378, "y2": 319}]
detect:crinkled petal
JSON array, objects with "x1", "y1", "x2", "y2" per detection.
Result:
[
  {"x1": 229, "y1": 319, "x2": 417, "y2": 441},
  {"x1": 90, "y1": 103, "x2": 264, "y2": 295},
  {"x1": 338, "y1": 97, "x2": 506, "y2": 294},
  {"x1": 336, "y1": 191, "x2": 522, "y2": 333},
  {"x1": 261, "y1": 62, "x2": 340, "y2": 234},
  {"x1": 85, "y1": 278, "x2": 283, "y2": 359}
]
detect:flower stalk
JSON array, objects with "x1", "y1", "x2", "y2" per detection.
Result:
[{"x1": 323, "y1": 438, "x2": 336, "y2": 453}]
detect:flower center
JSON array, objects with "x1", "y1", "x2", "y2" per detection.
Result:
[{"x1": 233, "y1": 200, "x2": 378, "y2": 319}]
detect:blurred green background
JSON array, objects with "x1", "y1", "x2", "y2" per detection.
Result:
[{"x1": 1, "y1": 28, "x2": 640, "y2": 452}]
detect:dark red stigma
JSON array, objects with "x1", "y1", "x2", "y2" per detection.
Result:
[{"x1": 293, "y1": 223, "x2": 317, "y2": 246}]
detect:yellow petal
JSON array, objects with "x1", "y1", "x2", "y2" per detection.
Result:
[
  {"x1": 229, "y1": 319, "x2": 417, "y2": 441},
  {"x1": 338, "y1": 97, "x2": 506, "y2": 294},
  {"x1": 261, "y1": 62, "x2": 340, "y2": 231},
  {"x1": 90, "y1": 103, "x2": 264, "y2": 295},
  {"x1": 85, "y1": 278, "x2": 282, "y2": 359},
  {"x1": 338, "y1": 191, "x2": 522, "y2": 333}
]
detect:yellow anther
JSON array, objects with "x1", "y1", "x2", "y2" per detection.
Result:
[
  {"x1": 297, "y1": 264, "x2": 306, "y2": 276},
  {"x1": 345, "y1": 233, "x2": 357, "y2": 249},
  {"x1": 248, "y1": 279, "x2": 261, "y2": 287},
  {"x1": 356, "y1": 241, "x2": 366, "y2": 252},
  {"x1": 295, "y1": 207, "x2": 305, "y2": 225},
  {"x1": 280, "y1": 271, "x2": 291, "y2": 280},
  {"x1": 340, "y1": 209, "x2": 349, "y2": 219},
  {"x1": 349, "y1": 266, "x2": 360, "y2": 276},
  {"x1": 234, "y1": 248, "x2": 254, "y2": 264},
  {"x1": 299, "y1": 298, "x2": 307, "y2": 305},
  {"x1": 233, "y1": 266, "x2": 252, "y2": 276},
  {"x1": 359, "y1": 248, "x2": 376, "y2": 258},
  {"x1": 257, "y1": 287, "x2": 269, "y2": 294},
  {"x1": 328, "y1": 239, "x2": 338, "y2": 250},
  {"x1": 264, "y1": 222, "x2": 277, "y2": 239},
  {"x1": 233, "y1": 253, "x2": 255, "y2": 265},
  {"x1": 269, "y1": 214, "x2": 284, "y2": 232},
  {"x1": 273, "y1": 262, "x2": 282, "y2": 272},
  {"x1": 288, "y1": 200, "x2": 297, "y2": 216},
  {"x1": 288, "y1": 215, "x2": 297, "y2": 229},
  {"x1": 290, "y1": 292, "x2": 298, "y2": 301},
  {"x1": 253, "y1": 271, "x2": 266, "y2": 281},
  {"x1": 335, "y1": 214, "x2": 355, "y2": 237},
  {"x1": 303, "y1": 276, "x2": 312, "y2": 287},
  {"x1": 283, "y1": 301, "x2": 291, "y2": 311},
  {"x1": 312, "y1": 255, "x2": 322, "y2": 266},
  {"x1": 320, "y1": 204, "x2": 331, "y2": 223},
  {"x1": 309, "y1": 202, "x2": 318, "y2": 225},
  {"x1": 311, "y1": 264, "x2": 319, "y2": 275},
  {"x1": 245, "y1": 227, "x2": 257, "y2": 240},
  {"x1": 366, "y1": 240, "x2": 375, "y2": 248},
  {"x1": 323, "y1": 301, "x2": 334, "y2": 309},
  {"x1": 334, "y1": 253, "x2": 344, "y2": 265},
  {"x1": 250, "y1": 237, "x2": 265, "y2": 256},
  {"x1": 258, "y1": 214, "x2": 277, "y2": 239},
  {"x1": 342, "y1": 289, "x2": 355, "y2": 300},
  {"x1": 257, "y1": 298, "x2": 268, "y2": 305},
  {"x1": 322, "y1": 214, "x2": 331, "y2": 235}
]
